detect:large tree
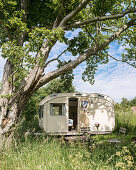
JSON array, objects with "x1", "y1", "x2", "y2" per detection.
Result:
[
  {"x1": 23, "y1": 61, "x2": 75, "y2": 121},
  {"x1": 0, "y1": 0, "x2": 136, "y2": 135}
]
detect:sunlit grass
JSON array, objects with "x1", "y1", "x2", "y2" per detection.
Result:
[
  {"x1": 0, "y1": 134, "x2": 136, "y2": 170},
  {"x1": 0, "y1": 136, "x2": 93, "y2": 170},
  {"x1": 115, "y1": 107, "x2": 136, "y2": 133},
  {"x1": 0, "y1": 108, "x2": 136, "y2": 170}
]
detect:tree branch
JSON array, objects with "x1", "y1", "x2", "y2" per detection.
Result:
[
  {"x1": 101, "y1": 27, "x2": 116, "y2": 32},
  {"x1": 53, "y1": 10, "x2": 63, "y2": 28},
  {"x1": 64, "y1": 8, "x2": 136, "y2": 29},
  {"x1": 44, "y1": 48, "x2": 68, "y2": 67},
  {"x1": 106, "y1": 52, "x2": 136, "y2": 68},
  {"x1": 85, "y1": 28, "x2": 97, "y2": 44},
  {"x1": 36, "y1": 18, "x2": 136, "y2": 89},
  {"x1": 59, "y1": 0, "x2": 90, "y2": 27}
]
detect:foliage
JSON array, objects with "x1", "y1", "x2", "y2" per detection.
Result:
[
  {"x1": 115, "y1": 97, "x2": 136, "y2": 112},
  {"x1": 57, "y1": 60, "x2": 75, "y2": 92},
  {"x1": 114, "y1": 97, "x2": 136, "y2": 132},
  {"x1": 115, "y1": 146, "x2": 135, "y2": 169},
  {"x1": 0, "y1": 0, "x2": 136, "y2": 88},
  {"x1": 22, "y1": 94, "x2": 40, "y2": 121}
]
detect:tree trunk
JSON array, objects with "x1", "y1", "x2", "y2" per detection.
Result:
[
  {"x1": 0, "y1": 90, "x2": 28, "y2": 136},
  {"x1": 0, "y1": 39, "x2": 55, "y2": 137},
  {"x1": 0, "y1": 60, "x2": 29, "y2": 136}
]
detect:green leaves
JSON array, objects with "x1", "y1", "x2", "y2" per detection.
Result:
[
  {"x1": 57, "y1": 60, "x2": 75, "y2": 92},
  {"x1": 7, "y1": 13, "x2": 28, "y2": 35},
  {"x1": 0, "y1": 0, "x2": 136, "y2": 90},
  {"x1": 66, "y1": 31, "x2": 91, "y2": 56},
  {"x1": 0, "y1": 0, "x2": 28, "y2": 45},
  {"x1": 91, "y1": 0, "x2": 116, "y2": 16},
  {"x1": 51, "y1": 0, "x2": 81, "y2": 13},
  {"x1": 120, "y1": 26, "x2": 136, "y2": 68},
  {"x1": 1, "y1": 40, "x2": 29, "y2": 89},
  {"x1": 1, "y1": 25, "x2": 66, "y2": 90},
  {"x1": 28, "y1": 27, "x2": 65, "y2": 52},
  {"x1": 82, "y1": 51, "x2": 109, "y2": 84},
  {"x1": 27, "y1": 0, "x2": 56, "y2": 28}
]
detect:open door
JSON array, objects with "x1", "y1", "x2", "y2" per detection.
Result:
[{"x1": 68, "y1": 98, "x2": 78, "y2": 131}]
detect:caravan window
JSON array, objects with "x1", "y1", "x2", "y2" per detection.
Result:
[
  {"x1": 39, "y1": 105, "x2": 44, "y2": 118},
  {"x1": 50, "y1": 103, "x2": 65, "y2": 116}
]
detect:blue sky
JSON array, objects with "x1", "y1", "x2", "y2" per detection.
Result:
[
  {"x1": 0, "y1": 30, "x2": 136, "y2": 103},
  {"x1": 44, "y1": 39, "x2": 136, "y2": 103}
]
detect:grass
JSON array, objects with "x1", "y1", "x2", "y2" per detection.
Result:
[
  {"x1": 115, "y1": 107, "x2": 136, "y2": 133},
  {"x1": 0, "y1": 108, "x2": 136, "y2": 170},
  {"x1": 0, "y1": 134, "x2": 135, "y2": 170}
]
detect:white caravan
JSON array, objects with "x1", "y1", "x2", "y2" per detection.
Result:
[{"x1": 39, "y1": 93, "x2": 115, "y2": 135}]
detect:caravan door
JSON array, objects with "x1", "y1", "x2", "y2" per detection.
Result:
[
  {"x1": 46, "y1": 101, "x2": 68, "y2": 133},
  {"x1": 79, "y1": 99, "x2": 90, "y2": 128}
]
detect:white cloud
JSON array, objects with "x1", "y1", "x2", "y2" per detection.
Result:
[{"x1": 73, "y1": 58, "x2": 136, "y2": 103}]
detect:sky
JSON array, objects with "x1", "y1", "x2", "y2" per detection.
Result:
[{"x1": 0, "y1": 30, "x2": 136, "y2": 103}]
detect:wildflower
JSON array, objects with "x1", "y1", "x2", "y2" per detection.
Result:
[
  {"x1": 94, "y1": 122, "x2": 100, "y2": 130},
  {"x1": 116, "y1": 152, "x2": 121, "y2": 156}
]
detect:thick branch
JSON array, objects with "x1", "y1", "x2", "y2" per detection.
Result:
[
  {"x1": 19, "y1": 40, "x2": 56, "y2": 94},
  {"x1": 36, "y1": 18, "x2": 135, "y2": 89},
  {"x1": 64, "y1": 8, "x2": 136, "y2": 29},
  {"x1": 53, "y1": 10, "x2": 63, "y2": 28},
  {"x1": 59, "y1": 0, "x2": 90, "y2": 27}
]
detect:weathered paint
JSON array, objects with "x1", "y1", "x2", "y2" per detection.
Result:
[
  {"x1": 79, "y1": 97, "x2": 90, "y2": 128},
  {"x1": 89, "y1": 96, "x2": 115, "y2": 131},
  {"x1": 46, "y1": 97, "x2": 68, "y2": 133}
]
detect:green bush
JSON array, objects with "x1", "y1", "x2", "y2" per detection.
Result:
[{"x1": 115, "y1": 106, "x2": 136, "y2": 133}]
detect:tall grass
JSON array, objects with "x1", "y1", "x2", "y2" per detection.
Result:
[
  {"x1": 0, "y1": 134, "x2": 135, "y2": 170},
  {"x1": 115, "y1": 106, "x2": 136, "y2": 133},
  {"x1": 0, "y1": 107, "x2": 136, "y2": 170}
]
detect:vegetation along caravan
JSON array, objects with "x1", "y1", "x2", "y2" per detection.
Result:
[{"x1": 39, "y1": 93, "x2": 115, "y2": 135}]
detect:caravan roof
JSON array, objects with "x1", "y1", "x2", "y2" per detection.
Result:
[{"x1": 39, "y1": 93, "x2": 114, "y2": 106}]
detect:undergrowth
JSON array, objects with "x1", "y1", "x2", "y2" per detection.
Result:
[
  {"x1": 0, "y1": 135, "x2": 135, "y2": 170},
  {"x1": 0, "y1": 107, "x2": 136, "y2": 170},
  {"x1": 115, "y1": 107, "x2": 136, "y2": 133}
]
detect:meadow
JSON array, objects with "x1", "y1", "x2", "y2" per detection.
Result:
[{"x1": 0, "y1": 107, "x2": 136, "y2": 170}]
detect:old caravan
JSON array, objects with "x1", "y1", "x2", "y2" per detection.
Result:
[{"x1": 39, "y1": 93, "x2": 115, "y2": 135}]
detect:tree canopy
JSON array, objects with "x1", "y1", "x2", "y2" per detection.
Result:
[
  {"x1": 0, "y1": 0, "x2": 136, "y2": 87},
  {"x1": 0, "y1": 0, "x2": 136, "y2": 134}
]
